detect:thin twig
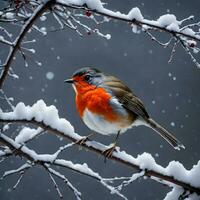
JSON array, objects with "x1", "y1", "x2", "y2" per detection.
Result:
[
  {"x1": 144, "y1": 29, "x2": 173, "y2": 47},
  {"x1": 1, "y1": 163, "x2": 31, "y2": 180},
  {"x1": 47, "y1": 171, "x2": 63, "y2": 199},
  {"x1": 178, "y1": 37, "x2": 200, "y2": 68},
  {"x1": 168, "y1": 39, "x2": 179, "y2": 63},
  {"x1": 13, "y1": 170, "x2": 26, "y2": 190},
  {"x1": 47, "y1": 166, "x2": 82, "y2": 200}
]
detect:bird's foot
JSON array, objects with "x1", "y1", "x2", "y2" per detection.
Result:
[
  {"x1": 76, "y1": 133, "x2": 95, "y2": 145},
  {"x1": 102, "y1": 143, "x2": 117, "y2": 162},
  {"x1": 76, "y1": 137, "x2": 88, "y2": 146}
]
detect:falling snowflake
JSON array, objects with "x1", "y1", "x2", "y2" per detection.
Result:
[{"x1": 46, "y1": 72, "x2": 54, "y2": 80}]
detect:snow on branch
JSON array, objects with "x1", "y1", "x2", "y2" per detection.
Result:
[
  {"x1": 0, "y1": 0, "x2": 55, "y2": 88},
  {"x1": 0, "y1": 1, "x2": 200, "y2": 199},
  {"x1": 0, "y1": 100, "x2": 200, "y2": 199},
  {"x1": 0, "y1": 0, "x2": 200, "y2": 88},
  {"x1": 0, "y1": 128, "x2": 127, "y2": 199},
  {"x1": 57, "y1": 0, "x2": 200, "y2": 67}
]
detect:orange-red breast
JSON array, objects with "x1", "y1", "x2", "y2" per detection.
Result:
[{"x1": 65, "y1": 67, "x2": 185, "y2": 154}]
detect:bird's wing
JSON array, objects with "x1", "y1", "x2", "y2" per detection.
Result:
[{"x1": 103, "y1": 76, "x2": 149, "y2": 119}]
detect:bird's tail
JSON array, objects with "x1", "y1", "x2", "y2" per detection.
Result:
[{"x1": 145, "y1": 118, "x2": 185, "y2": 150}]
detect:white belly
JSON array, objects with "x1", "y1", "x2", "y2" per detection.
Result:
[{"x1": 82, "y1": 108, "x2": 131, "y2": 135}]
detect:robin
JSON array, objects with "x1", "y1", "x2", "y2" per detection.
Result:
[{"x1": 65, "y1": 67, "x2": 185, "y2": 157}]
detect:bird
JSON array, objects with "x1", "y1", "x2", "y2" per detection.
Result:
[{"x1": 65, "y1": 67, "x2": 185, "y2": 157}]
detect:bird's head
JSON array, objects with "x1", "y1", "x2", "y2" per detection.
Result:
[{"x1": 65, "y1": 67, "x2": 103, "y2": 94}]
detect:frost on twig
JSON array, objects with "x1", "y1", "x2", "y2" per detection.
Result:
[
  {"x1": 116, "y1": 171, "x2": 145, "y2": 191},
  {"x1": 0, "y1": 100, "x2": 200, "y2": 199}
]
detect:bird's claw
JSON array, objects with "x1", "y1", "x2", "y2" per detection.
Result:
[
  {"x1": 76, "y1": 132, "x2": 95, "y2": 146},
  {"x1": 76, "y1": 136, "x2": 88, "y2": 145},
  {"x1": 102, "y1": 144, "x2": 117, "y2": 162}
]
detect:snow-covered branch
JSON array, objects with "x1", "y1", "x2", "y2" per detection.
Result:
[
  {"x1": 57, "y1": 0, "x2": 200, "y2": 67},
  {"x1": 0, "y1": 0, "x2": 55, "y2": 88},
  {"x1": 0, "y1": 0, "x2": 200, "y2": 88},
  {"x1": 0, "y1": 1, "x2": 200, "y2": 199},
  {"x1": 0, "y1": 100, "x2": 200, "y2": 199},
  {"x1": 55, "y1": 1, "x2": 200, "y2": 69},
  {"x1": 0, "y1": 128, "x2": 127, "y2": 199},
  {"x1": 57, "y1": 0, "x2": 200, "y2": 41}
]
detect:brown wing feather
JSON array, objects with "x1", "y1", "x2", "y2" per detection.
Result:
[
  {"x1": 102, "y1": 75, "x2": 184, "y2": 149},
  {"x1": 103, "y1": 76, "x2": 149, "y2": 119}
]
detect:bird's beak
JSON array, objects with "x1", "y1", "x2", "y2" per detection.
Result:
[{"x1": 64, "y1": 78, "x2": 74, "y2": 83}]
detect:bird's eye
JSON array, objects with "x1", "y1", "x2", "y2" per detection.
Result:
[{"x1": 84, "y1": 74, "x2": 91, "y2": 82}]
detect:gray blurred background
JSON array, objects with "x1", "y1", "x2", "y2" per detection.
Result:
[{"x1": 0, "y1": 0, "x2": 200, "y2": 199}]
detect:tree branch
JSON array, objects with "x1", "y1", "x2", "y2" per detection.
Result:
[
  {"x1": 1, "y1": 1, "x2": 200, "y2": 199},
  {"x1": 0, "y1": 0, "x2": 56, "y2": 88},
  {"x1": 0, "y1": 0, "x2": 200, "y2": 88},
  {"x1": 1, "y1": 118, "x2": 199, "y2": 195},
  {"x1": 0, "y1": 132, "x2": 127, "y2": 199},
  {"x1": 57, "y1": 1, "x2": 200, "y2": 42}
]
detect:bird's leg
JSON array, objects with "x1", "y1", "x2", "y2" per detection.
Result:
[
  {"x1": 76, "y1": 132, "x2": 96, "y2": 145},
  {"x1": 103, "y1": 131, "x2": 120, "y2": 160}
]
